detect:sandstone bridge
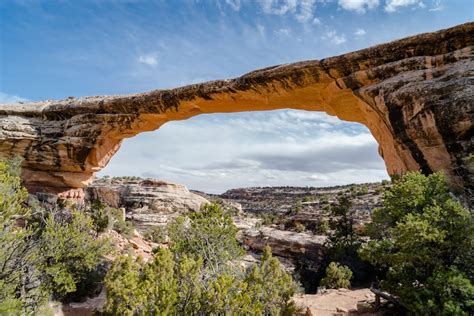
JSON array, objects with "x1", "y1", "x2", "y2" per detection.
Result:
[{"x1": 0, "y1": 22, "x2": 473, "y2": 204}]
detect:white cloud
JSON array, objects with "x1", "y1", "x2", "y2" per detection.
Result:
[
  {"x1": 296, "y1": 0, "x2": 317, "y2": 22},
  {"x1": 100, "y1": 110, "x2": 388, "y2": 193},
  {"x1": 312, "y1": 17, "x2": 321, "y2": 25},
  {"x1": 338, "y1": 0, "x2": 379, "y2": 13},
  {"x1": 302, "y1": 174, "x2": 330, "y2": 181},
  {"x1": 274, "y1": 28, "x2": 292, "y2": 36},
  {"x1": 428, "y1": 0, "x2": 443, "y2": 11},
  {"x1": 0, "y1": 92, "x2": 29, "y2": 104},
  {"x1": 258, "y1": 0, "x2": 298, "y2": 15},
  {"x1": 225, "y1": 0, "x2": 241, "y2": 11},
  {"x1": 385, "y1": 0, "x2": 424, "y2": 12},
  {"x1": 325, "y1": 30, "x2": 347, "y2": 45},
  {"x1": 354, "y1": 28, "x2": 366, "y2": 36},
  {"x1": 137, "y1": 53, "x2": 158, "y2": 66},
  {"x1": 257, "y1": 0, "x2": 317, "y2": 23}
]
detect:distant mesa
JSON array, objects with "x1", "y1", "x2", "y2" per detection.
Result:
[{"x1": 0, "y1": 22, "x2": 473, "y2": 203}]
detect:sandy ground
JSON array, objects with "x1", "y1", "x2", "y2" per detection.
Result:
[
  {"x1": 54, "y1": 288, "x2": 377, "y2": 316},
  {"x1": 293, "y1": 288, "x2": 376, "y2": 316}
]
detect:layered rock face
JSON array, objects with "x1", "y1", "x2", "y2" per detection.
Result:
[
  {"x1": 0, "y1": 23, "x2": 473, "y2": 201},
  {"x1": 85, "y1": 178, "x2": 209, "y2": 230}
]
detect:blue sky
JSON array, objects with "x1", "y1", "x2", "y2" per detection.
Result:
[{"x1": 1, "y1": 0, "x2": 472, "y2": 192}]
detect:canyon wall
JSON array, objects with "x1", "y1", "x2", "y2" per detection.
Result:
[{"x1": 0, "y1": 23, "x2": 472, "y2": 202}]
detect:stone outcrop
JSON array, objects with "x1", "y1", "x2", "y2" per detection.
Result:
[
  {"x1": 0, "y1": 23, "x2": 472, "y2": 202},
  {"x1": 86, "y1": 178, "x2": 208, "y2": 211},
  {"x1": 234, "y1": 217, "x2": 326, "y2": 261},
  {"x1": 85, "y1": 178, "x2": 209, "y2": 230},
  {"x1": 239, "y1": 225, "x2": 326, "y2": 262}
]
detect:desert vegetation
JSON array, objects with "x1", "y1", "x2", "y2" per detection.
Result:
[
  {"x1": 103, "y1": 204, "x2": 298, "y2": 315},
  {"x1": 360, "y1": 172, "x2": 474, "y2": 314},
  {"x1": 0, "y1": 158, "x2": 298, "y2": 315},
  {"x1": 1, "y1": 156, "x2": 473, "y2": 315},
  {"x1": 0, "y1": 158, "x2": 112, "y2": 314}
]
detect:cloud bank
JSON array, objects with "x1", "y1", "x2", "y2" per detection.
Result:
[{"x1": 101, "y1": 110, "x2": 389, "y2": 193}]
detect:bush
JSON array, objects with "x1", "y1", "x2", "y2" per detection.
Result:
[
  {"x1": 314, "y1": 218, "x2": 329, "y2": 235},
  {"x1": 103, "y1": 204, "x2": 298, "y2": 315},
  {"x1": 0, "y1": 159, "x2": 31, "y2": 312},
  {"x1": 320, "y1": 262, "x2": 353, "y2": 289},
  {"x1": 357, "y1": 184, "x2": 369, "y2": 196},
  {"x1": 90, "y1": 200, "x2": 111, "y2": 233},
  {"x1": 168, "y1": 203, "x2": 243, "y2": 274},
  {"x1": 89, "y1": 202, "x2": 132, "y2": 237},
  {"x1": 0, "y1": 158, "x2": 112, "y2": 314},
  {"x1": 104, "y1": 246, "x2": 297, "y2": 315},
  {"x1": 292, "y1": 199, "x2": 302, "y2": 214},
  {"x1": 112, "y1": 218, "x2": 134, "y2": 238},
  {"x1": 37, "y1": 210, "x2": 113, "y2": 298},
  {"x1": 359, "y1": 172, "x2": 474, "y2": 314},
  {"x1": 243, "y1": 246, "x2": 298, "y2": 315},
  {"x1": 261, "y1": 212, "x2": 278, "y2": 225},
  {"x1": 144, "y1": 226, "x2": 167, "y2": 243},
  {"x1": 319, "y1": 195, "x2": 330, "y2": 204}
]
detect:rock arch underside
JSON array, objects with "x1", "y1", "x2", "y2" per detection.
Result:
[{"x1": 0, "y1": 23, "x2": 473, "y2": 204}]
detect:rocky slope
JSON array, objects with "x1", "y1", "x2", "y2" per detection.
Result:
[
  {"x1": 0, "y1": 23, "x2": 472, "y2": 203},
  {"x1": 85, "y1": 178, "x2": 381, "y2": 277},
  {"x1": 202, "y1": 182, "x2": 383, "y2": 234}
]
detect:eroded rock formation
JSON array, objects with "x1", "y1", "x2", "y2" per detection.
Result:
[
  {"x1": 0, "y1": 23, "x2": 473, "y2": 201},
  {"x1": 86, "y1": 178, "x2": 209, "y2": 230}
]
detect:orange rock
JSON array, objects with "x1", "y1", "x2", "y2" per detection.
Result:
[{"x1": 0, "y1": 23, "x2": 472, "y2": 204}]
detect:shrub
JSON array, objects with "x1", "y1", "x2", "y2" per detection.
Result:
[
  {"x1": 319, "y1": 195, "x2": 330, "y2": 204},
  {"x1": 103, "y1": 255, "x2": 144, "y2": 314},
  {"x1": 0, "y1": 158, "x2": 113, "y2": 313},
  {"x1": 357, "y1": 184, "x2": 369, "y2": 196},
  {"x1": 103, "y1": 204, "x2": 298, "y2": 315},
  {"x1": 261, "y1": 212, "x2": 277, "y2": 225},
  {"x1": 89, "y1": 202, "x2": 132, "y2": 237},
  {"x1": 112, "y1": 218, "x2": 134, "y2": 238},
  {"x1": 144, "y1": 226, "x2": 167, "y2": 243},
  {"x1": 243, "y1": 246, "x2": 298, "y2": 315},
  {"x1": 37, "y1": 210, "x2": 113, "y2": 298},
  {"x1": 0, "y1": 159, "x2": 31, "y2": 312},
  {"x1": 292, "y1": 199, "x2": 302, "y2": 214},
  {"x1": 359, "y1": 172, "x2": 474, "y2": 314},
  {"x1": 168, "y1": 203, "x2": 243, "y2": 274},
  {"x1": 320, "y1": 262, "x2": 353, "y2": 289},
  {"x1": 314, "y1": 218, "x2": 330, "y2": 235},
  {"x1": 90, "y1": 200, "x2": 111, "y2": 233}
]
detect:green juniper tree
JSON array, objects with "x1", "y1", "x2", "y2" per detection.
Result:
[
  {"x1": 320, "y1": 262, "x2": 353, "y2": 289},
  {"x1": 359, "y1": 172, "x2": 474, "y2": 315}
]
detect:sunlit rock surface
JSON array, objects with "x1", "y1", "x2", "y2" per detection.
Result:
[
  {"x1": 85, "y1": 177, "x2": 209, "y2": 230},
  {"x1": 0, "y1": 23, "x2": 472, "y2": 203}
]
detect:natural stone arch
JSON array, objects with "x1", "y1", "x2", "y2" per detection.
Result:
[{"x1": 0, "y1": 22, "x2": 473, "y2": 201}]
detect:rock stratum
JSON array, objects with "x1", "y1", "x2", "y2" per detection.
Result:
[
  {"x1": 86, "y1": 177, "x2": 209, "y2": 230},
  {"x1": 0, "y1": 23, "x2": 473, "y2": 201}
]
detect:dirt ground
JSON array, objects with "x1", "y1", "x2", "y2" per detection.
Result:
[{"x1": 293, "y1": 288, "x2": 378, "y2": 316}]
